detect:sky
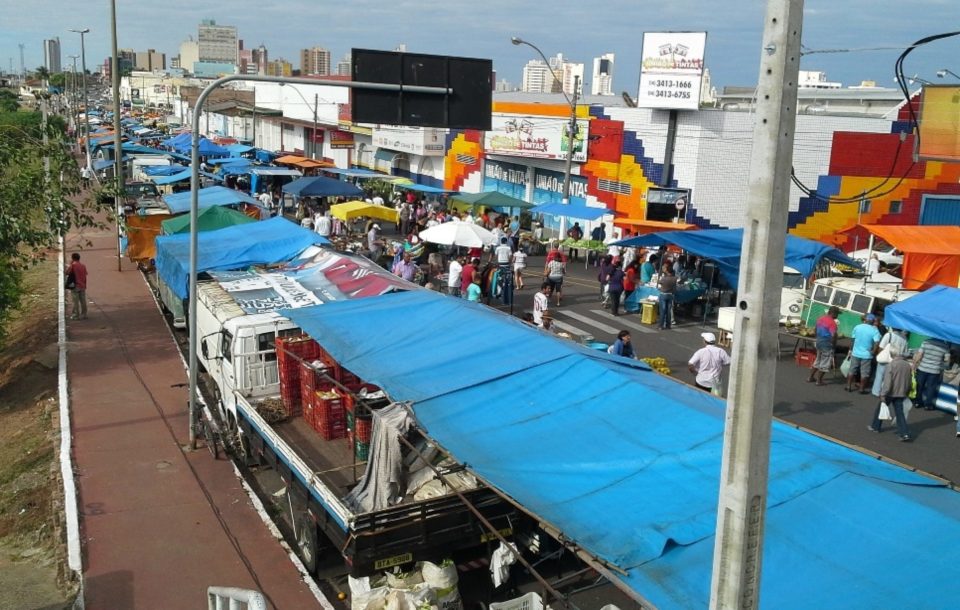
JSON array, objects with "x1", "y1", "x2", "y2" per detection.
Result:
[{"x1": 2, "y1": 0, "x2": 959, "y2": 93}]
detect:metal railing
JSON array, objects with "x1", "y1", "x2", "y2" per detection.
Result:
[{"x1": 207, "y1": 587, "x2": 267, "y2": 610}]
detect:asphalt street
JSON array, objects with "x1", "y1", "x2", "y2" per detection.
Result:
[{"x1": 502, "y1": 251, "x2": 960, "y2": 485}]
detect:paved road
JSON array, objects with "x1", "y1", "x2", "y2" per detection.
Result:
[{"x1": 500, "y1": 251, "x2": 960, "y2": 485}]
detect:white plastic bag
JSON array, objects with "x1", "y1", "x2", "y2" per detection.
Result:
[
  {"x1": 878, "y1": 402, "x2": 892, "y2": 421},
  {"x1": 903, "y1": 397, "x2": 913, "y2": 421},
  {"x1": 421, "y1": 561, "x2": 462, "y2": 610}
]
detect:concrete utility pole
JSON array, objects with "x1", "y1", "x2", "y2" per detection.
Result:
[
  {"x1": 709, "y1": 1, "x2": 804, "y2": 609},
  {"x1": 111, "y1": 0, "x2": 123, "y2": 271},
  {"x1": 69, "y1": 28, "x2": 91, "y2": 170}
]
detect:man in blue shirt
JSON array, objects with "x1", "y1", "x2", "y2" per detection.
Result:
[{"x1": 846, "y1": 313, "x2": 881, "y2": 394}]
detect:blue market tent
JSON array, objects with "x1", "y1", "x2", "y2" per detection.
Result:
[
  {"x1": 531, "y1": 201, "x2": 613, "y2": 221},
  {"x1": 322, "y1": 168, "x2": 389, "y2": 179},
  {"x1": 163, "y1": 132, "x2": 192, "y2": 148},
  {"x1": 395, "y1": 183, "x2": 453, "y2": 194},
  {"x1": 172, "y1": 137, "x2": 230, "y2": 157},
  {"x1": 883, "y1": 285, "x2": 960, "y2": 344},
  {"x1": 613, "y1": 228, "x2": 860, "y2": 285},
  {"x1": 282, "y1": 176, "x2": 363, "y2": 198},
  {"x1": 282, "y1": 289, "x2": 960, "y2": 609},
  {"x1": 161, "y1": 185, "x2": 260, "y2": 214},
  {"x1": 143, "y1": 165, "x2": 186, "y2": 176},
  {"x1": 155, "y1": 216, "x2": 328, "y2": 299},
  {"x1": 226, "y1": 143, "x2": 255, "y2": 156},
  {"x1": 150, "y1": 168, "x2": 223, "y2": 186}
]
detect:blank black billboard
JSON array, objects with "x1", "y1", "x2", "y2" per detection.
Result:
[{"x1": 352, "y1": 48, "x2": 492, "y2": 131}]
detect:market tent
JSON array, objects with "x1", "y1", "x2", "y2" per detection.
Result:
[
  {"x1": 160, "y1": 205, "x2": 255, "y2": 235},
  {"x1": 418, "y1": 221, "x2": 496, "y2": 248},
  {"x1": 249, "y1": 167, "x2": 303, "y2": 177},
  {"x1": 163, "y1": 132, "x2": 192, "y2": 148},
  {"x1": 614, "y1": 228, "x2": 860, "y2": 285},
  {"x1": 329, "y1": 201, "x2": 400, "y2": 224},
  {"x1": 207, "y1": 157, "x2": 252, "y2": 166},
  {"x1": 395, "y1": 182, "x2": 453, "y2": 194},
  {"x1": 322, "y1": 167, "x2": 390, "y2": 179},
  {"x1": 282, "y1": 176, "x2": 363, "y2": 198},
  {"x1": 858, "y1": 224, "x2": 960, "y2": 290},
  {"x1": 155, "y1": 216, "x2": 328, "y2": 299},
  {"x1": 283, "y1": 289, "x2": 960, "y2": 609},
  {"x1": 530, "y1": 201, "x2": 613, "y2": 220},
  {"x1": 143, "y1": 165, "x2": 186, "y2": 176},
  {"x1": 275, "y1": 154, "x2": 334, "y2": 169},
  {"x1": 162, "y1": 186, "x2": 261, "y2": 214},
  {"x1": 171, "y1": 137, "x2": 230, "y2": 157},
  {"x1": 452, "y1": 191, "x2": 534, "y2": 210},
  {"x1": 883, "y1": 285, "x2": 960, "y2": 344},
  {"x1": 150, "y1": 168, "x2": 222, "y2": 185},
  {"x1": 226, "y1": 143, "x2": 255, "y2": 156}
]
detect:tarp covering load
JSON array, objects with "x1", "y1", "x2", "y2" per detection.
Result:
[
  {"x1": 162, "y1": 185, "x2": 261, "y2": 215},
  {"x1": 883, "y1": 285, "x2": 960, "y2": 344},
  {"x1": 283, "y1": 290, "x2": 960, "y2": 609},
  {"x1": 858, "y1": 224, "x2": 960, "y2": 290},
  {"x1": 614, "y1": 228, "x2": 860, "y2": 285},
  {"x1": 207, "y1": 248, "x2": 411, "y2": 314},
  {"x1": 160, "y1": 205, "x2": 254, "y2": 235},
  {"x1": 155, "y1": 217, "x2": 328, "y2": 299}
]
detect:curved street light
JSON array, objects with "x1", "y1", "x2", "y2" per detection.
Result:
[
  {"x1": 510, "y1": 36, "x2": 581, "y2": 234},
  {"x1": 936, "y1": 68, "x2": 960, "y2": 80}
]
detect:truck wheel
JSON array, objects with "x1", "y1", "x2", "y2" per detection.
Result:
[{"x1": 296, "y1": 513, "x2": 318, "y2": 574}]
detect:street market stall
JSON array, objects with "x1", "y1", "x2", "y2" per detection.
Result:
[
  {"x1": 329, "y1": 201, "x2": 400, "y2": 225},
  {"x1": 856, "y1": 224, "x2": 960, "y2": 290}
]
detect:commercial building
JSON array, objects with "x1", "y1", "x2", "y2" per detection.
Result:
[
  {"x1": 252, "y1": 45, "x2": 269, "y2": 75},
  {"x1": 300, "y1": 46, "x2": 331, "y2": 76},
  {"x1": 134, "y1": 49, "x2": 165, "y2": 71},
  {"x1": 591, "y1": 53, "x2": 614, "y2": 96},
  {"x1": 521, "y1": 59, "x2": 552, "y2": 93},
  {"x1": 44, "y1": 37, "x2": 61, "y2": 74},
  {"x1": 336, "y1": 54, "x2": 351, "y2": 76},
  {"x1": 265, "y1": 59, "x2": 292, "y2": 77},
  {"x1": 198, "y1": 19, "x2": 237, "y2": 65},
  {"x1": 521, "y1": 53, "x2": 581, "y2": 96}
]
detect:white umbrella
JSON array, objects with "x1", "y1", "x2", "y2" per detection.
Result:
[{"x1": 419, "y1": 222, "x2": 497, "y2": 248}]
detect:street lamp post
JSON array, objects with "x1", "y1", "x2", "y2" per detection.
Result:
[
  {"x1": 511, "y1": 37, "x2": 580, "y2": 238},
  {"x1": 69, "y1": 28, "x2": 91, "y2": 170},
  {"x1": 936, "y1": 68, "x2": 960, "y2": 80},
  {"x1": 67, "y1": 55, "x2": 79, "y2": 146}
]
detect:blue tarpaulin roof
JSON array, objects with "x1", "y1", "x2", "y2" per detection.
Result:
[
  {"x1": 282, "y1": 289, "x2": 960, "y2": 609},
  {"x1": 143, "y1": 165, "x2": 184, "y2": 176},
  {"x1": 283, "y1": 176, "x2": 363, "y2": 198},
  {"x1": 208, "y1": 157, "x2": 252, "y2": 166},
  {"x1": 150, "y1": 169, "x2": 223, "y2": 185},
  {"x1": 100, "y1": 142, "x2": 168, "y2": 155},
  {"x1": 531, "y1": 201, "x2": 613, "y2": 221},
  {"x1": 883, "y1": 285, "x2": 960, "y2": 345},
  {"x1": 155, "y1": 217, "x2": 328, "y2": 299},
  {"x1": 613, "y1": 228, "x2": 861, "y2": 286},
  {"x1": 323, "y1": 168, "x2": 388, "y2": 178},
  {"x1": 172, "y1": 137, "x2": 231, "y2": 157},
  {"x1": 161, "y1": 185, "x2": 260, "y2": 214},
  {"x1": 395, "y1": 183, "x2": 453, "y2": 194},
  {"x1": 226, "y1": 143, "x2": 255, "y2": 155},
  {"x1": 163, "y1": 132, "x2": 192, "y2": 148}
]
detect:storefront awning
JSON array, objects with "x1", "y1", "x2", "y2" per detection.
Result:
[
  {"x1": 531, "y1": 202, "x2": 612, "y2": 221},
  {"x1": 613, "y1": 218, "x2": 699, "y2": 234},
  {"x1": 374, "y1": 148, "x2": 405, "y2": 163}
]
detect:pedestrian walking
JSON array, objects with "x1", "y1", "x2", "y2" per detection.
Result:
[
  {"x1": 846, "y1": 313, "x2": 880, "y2": 393},
  {"x1": 598, "y1": 255, "x2": 613, "y2": 303},
  {"x1": 913, "y1": 337, "x2": 951, "y2": 410},
  {"x1": 868, "y1": 346, "x2": 914, "y2": 441},
  {"x1": 605, "y1": 260, "x2": 626, "y2": 316},
  {"x1": 447, "y1": 256, "x2": 463, "y2": 297},
  {"x1": 688, "y1": 332, "x2": 731, "y2": 396},
  {"x1": 872, "y1": 327, "x2": 909, "y2": 397},
  {"x1": 544, "y1": 253, "x2": 565, "y2": 307},
  {"x1": 80, "y1": 165, "x2": 93, "y2": 189},
  {"x1": 466, "y1": 274, "x2": 482, "y2": 302},
  {"x1": 657, "y1": 264, "x2": 677, "y2": 330},
  {"x1": 65, "y1": 252, "x2": 88, "y2": 320},
  {"x1": 494, "y1": 237, "x2": 514, "y2": 306},
  {"x1": 807, "y1": 306, "x2": 840, "y2": 385},
  {"x1": 512, "y1": 248, "x2": 527, "y2": 290},
  {"x1": 533, "y1": 282, "x2": 552, "y2": 327}
]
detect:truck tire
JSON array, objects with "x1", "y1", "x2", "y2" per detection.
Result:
[{"x1": 296, "y1": 512, "x2": 318, "y2": 575}]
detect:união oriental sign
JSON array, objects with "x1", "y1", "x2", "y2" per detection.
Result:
[{"x1": 485, "y1": 114, "x2": 589, "y2": 163}]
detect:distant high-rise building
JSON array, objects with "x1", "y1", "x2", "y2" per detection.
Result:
[
  {"x1": 521, "y1": 53, "x2": 582, "y2": 95},
  {"x1": 179, "y1": 38, "x2": 199, "y2": 73},
  {"x1": 336, "y1": 53, "x2": 351, "y2": 76},
  {"x1": 591, "y1": 53, "x2": 614, "y2": 96},
  {"x1": 43, "y1": 37, "x2": 61, "y2": 74},
  {"x1": 251, "y1": 45, "x2": 269, "y2": 75},
  {"x1": 495, "y1": 78, "x2": 515, "y2": 92},
  {"x1": 265, "y1": 59, "x2": 292, "y2": 77},
  {"x1": 198, "y1": 19, "x2": 237, "y2": 64},
  {"x1": 521, "y1": 59, "x2": 551, "y2": 93},
  {"x1": 561, "y1": 61, "x2": 584, "y2": 97},
  {"x1": 300, "y1": 46, "x2": 331, "y2": 76},
  {"x1": 134, "y1": 49, "x2": 165, "y2": 71}
]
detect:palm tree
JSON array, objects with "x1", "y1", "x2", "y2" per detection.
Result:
[{"x1": 35, "y1": 66, "x2": 50, "y2": 82}]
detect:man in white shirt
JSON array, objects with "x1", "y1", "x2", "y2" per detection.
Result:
[
  {"x1": 447, "y1": 256, "x2": 464, "y2": 297},
  {"x1": 315, "y1": 211, "x2": 332, "y2": 237},
  {"x1": 372, "y1": 194, "x2": 384, "y2": 206},
  {"x1": 258, "y1": 190, "x2": 272, "y2": 208},
  {"x1": 533, "y1": 282, "x2": 552, "y2": 327},
  {"x1": 688, "y1": 332, "x2": 732, "y2": 396}
]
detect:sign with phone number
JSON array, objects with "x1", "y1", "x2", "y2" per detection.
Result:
[{"x1": 639, "y1": 74, "x2": 700, "y2": 108}]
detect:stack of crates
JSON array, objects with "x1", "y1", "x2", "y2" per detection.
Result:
[
  {"x1": 352, "y1": 416, "x2": 372, "y2": 462},
  {"x1": 276, "y1": 336, "x2": 320, "y2": 417},
  {"x1": 299, "y1": 360, "x2": 335, "y2": 420},
  {"x1": 313, "y1": 388, "x2": 348, "y2": 440}
]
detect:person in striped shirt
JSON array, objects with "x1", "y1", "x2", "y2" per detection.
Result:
[{"x1": 913, "y1": 337, "x2": 951, "y2": 411}]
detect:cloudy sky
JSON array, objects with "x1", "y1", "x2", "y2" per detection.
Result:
[{"x1": 3, "y1": 0, "x2": 958, "y2": 92}]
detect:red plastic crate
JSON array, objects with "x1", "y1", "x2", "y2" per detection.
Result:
[
  {"x1": 314, "y1": 389, "x2": 348, "y2": 440},
  {"x1": 276, "y1": 336, "x2": 321, "y2": 417},
  {"x1": 355, "y1": 417, "x2": 372, "y2": 444},
  {"x1": 795, "y1": 348, "x2": 816, "y2": 367}
]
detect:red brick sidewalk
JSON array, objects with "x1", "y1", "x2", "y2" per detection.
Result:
[{"x1": 65, "y1": 227, "x2": 324, "y2": 609}]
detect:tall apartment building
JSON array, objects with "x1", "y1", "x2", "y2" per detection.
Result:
[
  {"x1": 179, "y1": 38, "x2": 199, "y2": 73},
  {"x1": 300, "y1": 46, "x2": 331, "y2": 76},
  {"x1": 521, "y1": 59, "x2": 551, "y2": 93},
  {"x1": 521, "y1": 53, "x2": 581, "y2": 96},
  {"x1": 198, "y1": 19, "x2": 237, "y2": 64},
  {"x1": 251, "y1": 45, "x2": 269, "y2": 75},
  {"x1": 43, "y1": 37, "x2": 61, "y2": 74},
  {"x1": 562, "y1": 61, "x2": 584, "y2": 97},
  {"x1": 591, "y1": 53, "x2": 614, "y2": 96},
  {"x1": 134, "y1": 49, "x2": 165, "y2": 71},
  {"x1": 336, "y1": 54, "x2": 351, "y2": 76}
]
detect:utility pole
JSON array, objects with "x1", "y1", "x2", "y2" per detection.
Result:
[
  {"x1": 313, "y1": 93, "x2": 319, "y2": 160},
  {"x1": 110, "y1": 0, "x2": 124, "y2": 271},
  {"x1": 69, "y1": 28, "x2": 91, "y2": 171},
  {"x1": 18, "y1": 44, "x2": 25, "y2": 82},
  {"x1": 709, "y1": 1, "x2": 804, "y2": 609}
]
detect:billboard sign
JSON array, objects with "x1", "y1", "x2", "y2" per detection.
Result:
[
  {"x1": 637, "y1": 32, "x2": 707, "y2": 111},
  {"x1": 918, "y1": 85, "x2": 960, "y2": 162},
  {"x1": 372, "y1": 125, "x2": 446, "y2": 156},
  {"x1": 485, "y1": 114, "x2": 589, "y2": 162}
]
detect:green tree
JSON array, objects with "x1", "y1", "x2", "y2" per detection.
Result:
[
  {"x1": 49, "y1": 72, "x2": 66, "y2": 89},
  {"x1": 0, "y1": 90, "x2": 17, "y2": 113},
  {"x1": 35, "y1": 66, "x2": 49, "y2": 81},
  {"x1": 0, "y1": 104, "x2": 103, "y2": 343}
]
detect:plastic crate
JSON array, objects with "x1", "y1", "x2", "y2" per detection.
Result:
[
  {"x1": 354, "y1": 437, "x2": 370, "y2": 462},
  {"x1": 314, "y1": 389, "x2": 347, "y2": 440},
  {"x1": 490, "y1": 592, "x2": 545, "y2": 610},
  {"x1": 795, "y1": 348, "x2": 816, "y2": 367},
  {"x1": 355, "y1": 417, "x2": 372, "y2": 444}
]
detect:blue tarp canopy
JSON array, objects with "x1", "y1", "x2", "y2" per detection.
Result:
[
  {"x1": 143, "y1": 165, "x2": 185, "y2": 176},
  {"x1": 150, "y1": 168, "x2": 222, "y2": 185},
  {"x1": 255, "y1": 149, "x2": 279, "y2": 163},
  {"x1": 163, "y1": 132, "x2": 192, "y2": 148},
  {"x1": 250, "y1": 167, "x2": 302, "y2": 177},
  {"x1": 323, "y1": 168, "x2": 388, "y2": 178},
  {"x1": 155, "y1": 217, "x2": 328, "y2": 299},
  {"x1": 613, "y1": 228, "x2": 861, "y2": 285},
  {"x1": 283, "y1": 289, "x2": 960, "y2": 609},
  {"x1": 172, "y1": 137, "x2": 230, "y2": 157},
  {"x1": 226, "y1": 143, "x2": 255, "y2": 155},
  {"x1": 395, "y1": 183, "x2": 453, "y2": 194},
  {"x1": 100, "y1": 142, "x2": 168, "y2": 155},
  {"x1": 92, "y1": 156, "x2": 130, "y2": 171},
  {"x1": 530, "y1": 201, "x2": 613, "y2": 221},
  {"x1": 884, "y1": 285, "x2": 960, "y2": 344},
  {"x1": 161, "y1": 185, "x2": 260, "y2": 214},
  {"x1": 207, "y1": 157, "x2": 252, "y2": 166},
  {"x1": 283, "y1": 176, "x2": 363, "y2": 198}
]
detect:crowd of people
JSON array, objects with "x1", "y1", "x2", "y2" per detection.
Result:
[{"x1": 809, "y1": 307, "x2": 960, "y2": 442}]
